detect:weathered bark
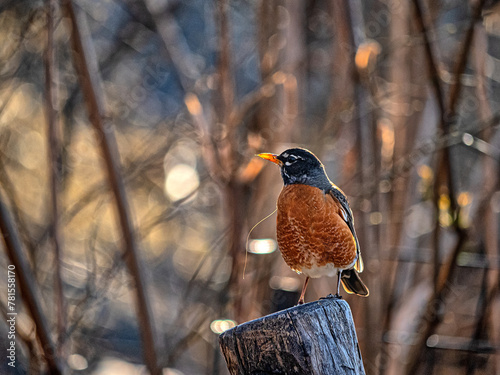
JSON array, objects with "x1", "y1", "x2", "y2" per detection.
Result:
[{"x1": 220, "y1": 298, "x2": 365, "y2": 375}]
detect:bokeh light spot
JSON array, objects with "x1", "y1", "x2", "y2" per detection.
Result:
[
  {"x1": 210, "y1": 319, "x2": 237, "y2": 334},
  {"x1": 67, "y1": 354, "x2": 88, "y2": 371},
  {"x1": 165, "y1": 164, "x2": 199, "y2": 201},
  {"x1": 457, "y1": 192, "x2": 472, "y2": 207},
  {"x1": 248, "y1": 239, "x2": 277, "y2": 254},
  {"x1": 369, "y1": 212, "x2": 383, "y2": 225},
  {"x1": 462, "y1": 133, "x2": 474, "y2": 146},
  {"x1": 269, "y1": 276, "x2": 301, "y2": 292}
]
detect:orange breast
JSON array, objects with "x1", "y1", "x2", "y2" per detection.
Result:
[{"x1": 276, "y1": 184, "x2": 357, "y2": 275}]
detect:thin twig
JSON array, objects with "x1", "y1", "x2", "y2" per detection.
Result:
[
  {"x1": 0, "y1": 294, "x2": 42, "y2": 371},
  {"x1": 0, "y1": 195, "x2": 63, "y2": 374},
  {"x1": 405, "y1": 176, "x2": 499, "y2": 374},
  {"x1": 412, "y1": 0, "x2": 446, "y2": 115},
  {"x1": 447, "y1": 0, "x2": 487, "y2": 120},
  {"x1": 141, "y1": 0, "x2": 225, "y2": 182},
  {"x1": 62, "y1": 1, "x2": 161, "y2": 373},
  {"x1": 67, "y1": 205, "x2": 126, "y2": 339},
  {"x1": 442, "y1": 0, "x2": 486, "y2": 216},
  {"x1": 411, "y1": 7, "x2": 447, "y2": 297},
  {"x1": 142, "y1": 0, "x2": 199, "y2": 91},
  {"x1": 44, "y1": 0, "x2": 65, "y2": 352},
  {"x1": 465, "y1": 260, "x2": 490, "y2": 373},
  {"x1": 404, "y1": 231, "x2": 467, "y2": 375},
  {"x1": 166, "y1": 312, "x2": 211, "y2": 367},
  {"x1": 412, "y1": 0, "x2": 448, "y2": 299},
  {"x1": 0, "y1": 158, "x2": 38, "y2": 265},
  {"x1": 166, "y1": 227, "x2": 230, "y2": 339}
]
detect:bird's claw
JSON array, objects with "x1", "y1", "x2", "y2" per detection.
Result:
[{"x1": 320, "y1": 293, "x2": 342, "y2": 300}]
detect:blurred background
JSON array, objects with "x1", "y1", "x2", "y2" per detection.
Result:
[{"x1": 0, "y1": 0, "x2": 499, "y2": 374}]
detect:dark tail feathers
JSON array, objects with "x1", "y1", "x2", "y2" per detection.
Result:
[{"x1": 341, "y1": 269, "x2": 369, "y2": 296}]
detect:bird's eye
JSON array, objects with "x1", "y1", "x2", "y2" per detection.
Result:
[{"x1": 285, "y1": 155, "x2": 298, "y2": 166}]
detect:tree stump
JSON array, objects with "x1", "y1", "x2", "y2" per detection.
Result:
[{"x1": 219, "y1": 298, "x2": 365, "y2": 375}]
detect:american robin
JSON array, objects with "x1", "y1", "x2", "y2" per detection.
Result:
[{"x1": 257, "y1": 148, "x2": 369, "y2": 304}]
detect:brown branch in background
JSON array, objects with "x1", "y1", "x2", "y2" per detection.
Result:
[
  {"x1": 215, "y1": 0, "x2": 236, "y2": 177},
  {"x1": 404, "y1": 230, "x2": 467, "y2": 375},
  {"x1": 377, "y1": 1, "x2": 412, "y2": 373},
  {"x1": 471, "y1": 23, "x2": 500, "y2": 375},
  {"x1": 62, "y1": 136, "x2": 173, "y2": 227},
  {"x1": 350, "y1": 112, "x2": 500, "y2": 208},
  {"x1": 376, "y1": 14, "x2": 431, "y2": 373},
  {"x1": 447, "y1": 0, "x2": 487, "y2": 120},
  {"x1": 149, "y1": 0, "x2": 243, "y2": 323},
  {"x1": 321, "y1": 0, "x2": 356, "y2": 144},
  {"x1": 142, "y1": 0, "x2": 199, "y2": 92},
  {"x1": 412, "y1": 0, "x2": 447, "y2": 298},
  {"x1": 44, "y1": 0, "x2": 65, "y2": 352},
  {"x1": 214, "y1": 0, "x2": 246, "y2": 321},
  {"x1": 404, "y1": 1, "x2": 486, "y2": 373},
  {"x1": 228, "y1": 81, "x2": 276, "y2": 130},
  {"x1": 330, "y1": 0, "x2": 379, "y2": 367},
  {"x1": 438, "y1": 0, "x2": 486, "y2": 222},
  {"x1": 405, "y1": 178, "x2": 499, "y2": 375},
  {"x1": 62, "y1": 1, "x2": 161, "y2": 374},
  {"x1": 166, "y1": 312, "x2": 211, "y2": 368},
  {"x1": 216, "y1": 0, "x2": 234, "y2": 127},
  {"x1": 163, "y1": 229, "x2": 230, "y2": 367},
  {"x1": 141, "y1": 0, "x2": 226, "y2": 182},
  {"x1": 0, "y1": 159, "x2": 38, "y2": 266},
  {"x1": 412, "y1": 0, "x2": 446, "y2": 115},
  {"x1": 0, "y1": 282, "x2": 43, "y2": 372},
  {"x1": 0, "y1": 195, "x2": 63, "y2": 374},
  {"x1": 466, "y1": 261, "x2": 491, "y2": 373},
  {"x1": 344, "y1": 0, "x2": 385, "y2": 368}
]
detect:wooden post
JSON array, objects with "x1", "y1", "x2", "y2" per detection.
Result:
[{"x1": 219, "y1": 298, "x2": 365, "y2": 375}]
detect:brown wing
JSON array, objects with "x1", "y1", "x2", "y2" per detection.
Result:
[{"x1": 327, "y1": 187, "x2": 363, "y2": 273}]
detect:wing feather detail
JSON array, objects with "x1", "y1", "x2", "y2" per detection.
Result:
[{"x1": 327, "y1": 187, "x2": 363, "y2": 273}]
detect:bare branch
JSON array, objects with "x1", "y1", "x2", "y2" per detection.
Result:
[
  {"x1": 62, "y1": 1, "x2": 161, "y2": 373},
  {"x1": 405, "y1": 0, "x2": 490, "y2": 362},
  {"x1": 44, "y1": 0, "x2": 65, "y2": 352},
  {"x1": 0, "y1": 195, "x2": 63, "y2": 374},
  {"x1": 412, "y1": 0, "x2": 446, "y2": 115}
]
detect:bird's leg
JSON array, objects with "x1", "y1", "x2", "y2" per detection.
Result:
[
  {"x1": 298, "y1": 276, "x2": 310, "y2": 305},
  {"x1": 334, "y1": 270, "x2": 343, "y2": 299}
]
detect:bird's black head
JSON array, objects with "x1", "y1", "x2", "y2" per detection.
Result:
[{"x1": 258, "y1": 148, "x2": 332, "y2": 189}]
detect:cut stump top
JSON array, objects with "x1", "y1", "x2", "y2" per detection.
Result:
[{"x1": 219, "y1": 298, "x2": 365, "y2": 375}]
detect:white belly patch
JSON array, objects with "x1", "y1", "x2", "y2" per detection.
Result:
[{"x1": 300, "y1": 258, "x2": 357, "y2": 278}]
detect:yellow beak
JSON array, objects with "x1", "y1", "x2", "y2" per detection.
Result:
[{"x1": 256, "y1": 153, "x2": 283, "y2": 166}]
